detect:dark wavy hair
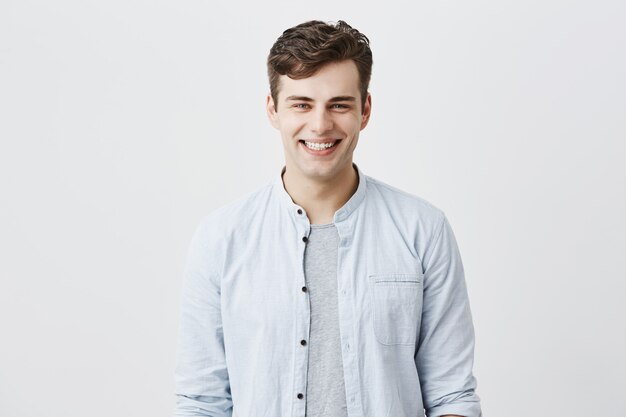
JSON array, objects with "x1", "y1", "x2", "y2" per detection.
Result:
[{"x1": 267, "y1": 20, "x2": 373, "y2": 113}]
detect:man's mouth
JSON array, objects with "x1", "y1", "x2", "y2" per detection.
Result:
[{"x1": 298, "y1": 139, "x2": 342, "y2": 151}]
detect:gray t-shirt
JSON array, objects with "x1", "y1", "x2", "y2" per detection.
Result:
[{"x1": 303, "y1": 223, "x2": 348, "y2": 417}]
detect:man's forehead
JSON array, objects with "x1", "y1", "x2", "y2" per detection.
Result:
[{"x1": 278, "y1": 81, "x2": 359, "y2": 103}]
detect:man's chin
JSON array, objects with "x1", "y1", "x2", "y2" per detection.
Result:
[{"x1": 300, "y1": 162, "x2": 352, "y2": 182}]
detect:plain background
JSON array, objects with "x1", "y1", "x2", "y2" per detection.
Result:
[{"x1": 1, "y1": 0, "x2": 625, "y2": 416}]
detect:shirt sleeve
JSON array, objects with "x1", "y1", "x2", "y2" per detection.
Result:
[
  {"x1": 174, "y1": 219, "x2": 233, "y2": 417},
  {"x1": 415, "y1": 213, "x2": 482, "y2": 417}
]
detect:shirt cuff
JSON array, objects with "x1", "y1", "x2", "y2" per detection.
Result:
[{"x1": 427, "y1": 399, "x2": 482, "y2": 417}]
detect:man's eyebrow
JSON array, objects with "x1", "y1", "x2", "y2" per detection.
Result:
[
  {"x1": 285, "y1": 96, "x2": 314, "y2": 102},
  {"x1": 284, "y1": 95, "x2": 357, "y2": 102},
  {"x1": 329, "y1": 96, "x2": 356, "y2": 102}
]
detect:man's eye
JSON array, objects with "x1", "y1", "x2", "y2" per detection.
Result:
[
  {"x1": 331, "y1": 104, "x2": 349, "y2": 109},
  {"x1": 294, "y1": 103, "x2": 310, "y2": 109}
]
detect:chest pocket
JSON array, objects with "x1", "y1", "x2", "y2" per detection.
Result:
[{"x1": 369, "y1": 273, "x2": 423, "y2": 346}]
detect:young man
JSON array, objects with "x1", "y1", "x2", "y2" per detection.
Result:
[{"x1": 174, "y1": 20, "x2": 482, "y2": 417}]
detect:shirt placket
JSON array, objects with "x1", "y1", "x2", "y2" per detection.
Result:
[
  {"x1": 291, "y1": 204, "x2": 311, "y2": 417},
  {"x1": 335, "y1": 217, "x2": 364, "y2": 417}
]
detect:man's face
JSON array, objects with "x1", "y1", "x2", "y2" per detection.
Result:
[{"x1": 266, "y1": 60, "x2": 371, "y2": 182}]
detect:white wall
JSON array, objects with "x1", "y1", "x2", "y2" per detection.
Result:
[{"x1": 1, "y1": 1, "x2": 624, "y2": 416}]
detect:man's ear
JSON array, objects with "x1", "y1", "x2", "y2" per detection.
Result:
[
  {"x1": 266, "y1": 94, "x2": 280, "y2": 129},
  {"x1": 360, "y1": 93, "x2": 372, "y2": 130}
]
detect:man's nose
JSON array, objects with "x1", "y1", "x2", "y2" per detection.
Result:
[{"x1": 309, "y1": 107, "x2": 334, "y2": 134}]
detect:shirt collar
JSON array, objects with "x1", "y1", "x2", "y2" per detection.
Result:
[{"x1": 272, "y1": 162, "x2": 367, "y2": 223}]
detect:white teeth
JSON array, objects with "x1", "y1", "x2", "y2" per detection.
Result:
[{"x1": 303, "y1": 140, "x2": 337, "y2": 150}]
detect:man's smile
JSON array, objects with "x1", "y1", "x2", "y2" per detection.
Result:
[{"x1": 299, "y1": 139, "x2": 342, "y2": 154}]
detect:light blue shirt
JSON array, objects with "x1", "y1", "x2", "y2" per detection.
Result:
[{"x1": 174, "y1": 162, "x2": 482, "y2": 417}]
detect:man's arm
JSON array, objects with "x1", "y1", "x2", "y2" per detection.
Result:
[
  {"x1": 174, "y1": 219, "x2": 233, "y2": 417},
  {"x1": 415, "y1": 214, "x2": 482, "y2": 417}
]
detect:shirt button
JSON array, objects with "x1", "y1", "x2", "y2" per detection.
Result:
[
  {"x1": 300, "y1": 339, "x2": 307, "y2": 346},
  {"x1": 302, "y1": 236, "x2": 308, "y2": 243},
  {"x1": 301, "y1": 286, "x2": 308, "y2": 292},
  {"x1": 297, "y1": 209, "x2": 303, "y2": 215},
  {"x1": 297, "y1": 393, "x2": 304, "y2": 399}
]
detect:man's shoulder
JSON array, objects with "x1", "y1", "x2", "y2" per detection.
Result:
[
  {"x1": 195, "y1": 178, "x2": 274, "y2": 235},
  {"x1": 364, "y1": 174, "x2": 445, "y2": 223}
]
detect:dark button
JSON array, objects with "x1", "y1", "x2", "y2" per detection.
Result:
[
  {"x1": 297, "y1": 208, "x2": 303, "y2": 215},
  {"x1": 297, "y1": 393, "x2": 304, "y2": 399},
  {"x1": 300, "y1": 339, "x2": 307, "y2": 346},
  {"x1": 302, "y1": 236, "x2": 308, "y2": 243},
  {"x1": 301, "y1": 286, "x2": 307, "y2": 292}
]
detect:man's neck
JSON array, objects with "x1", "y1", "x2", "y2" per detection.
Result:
[{"x1": 282, "y1": 163, "x2": 359, "y2": 225}]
